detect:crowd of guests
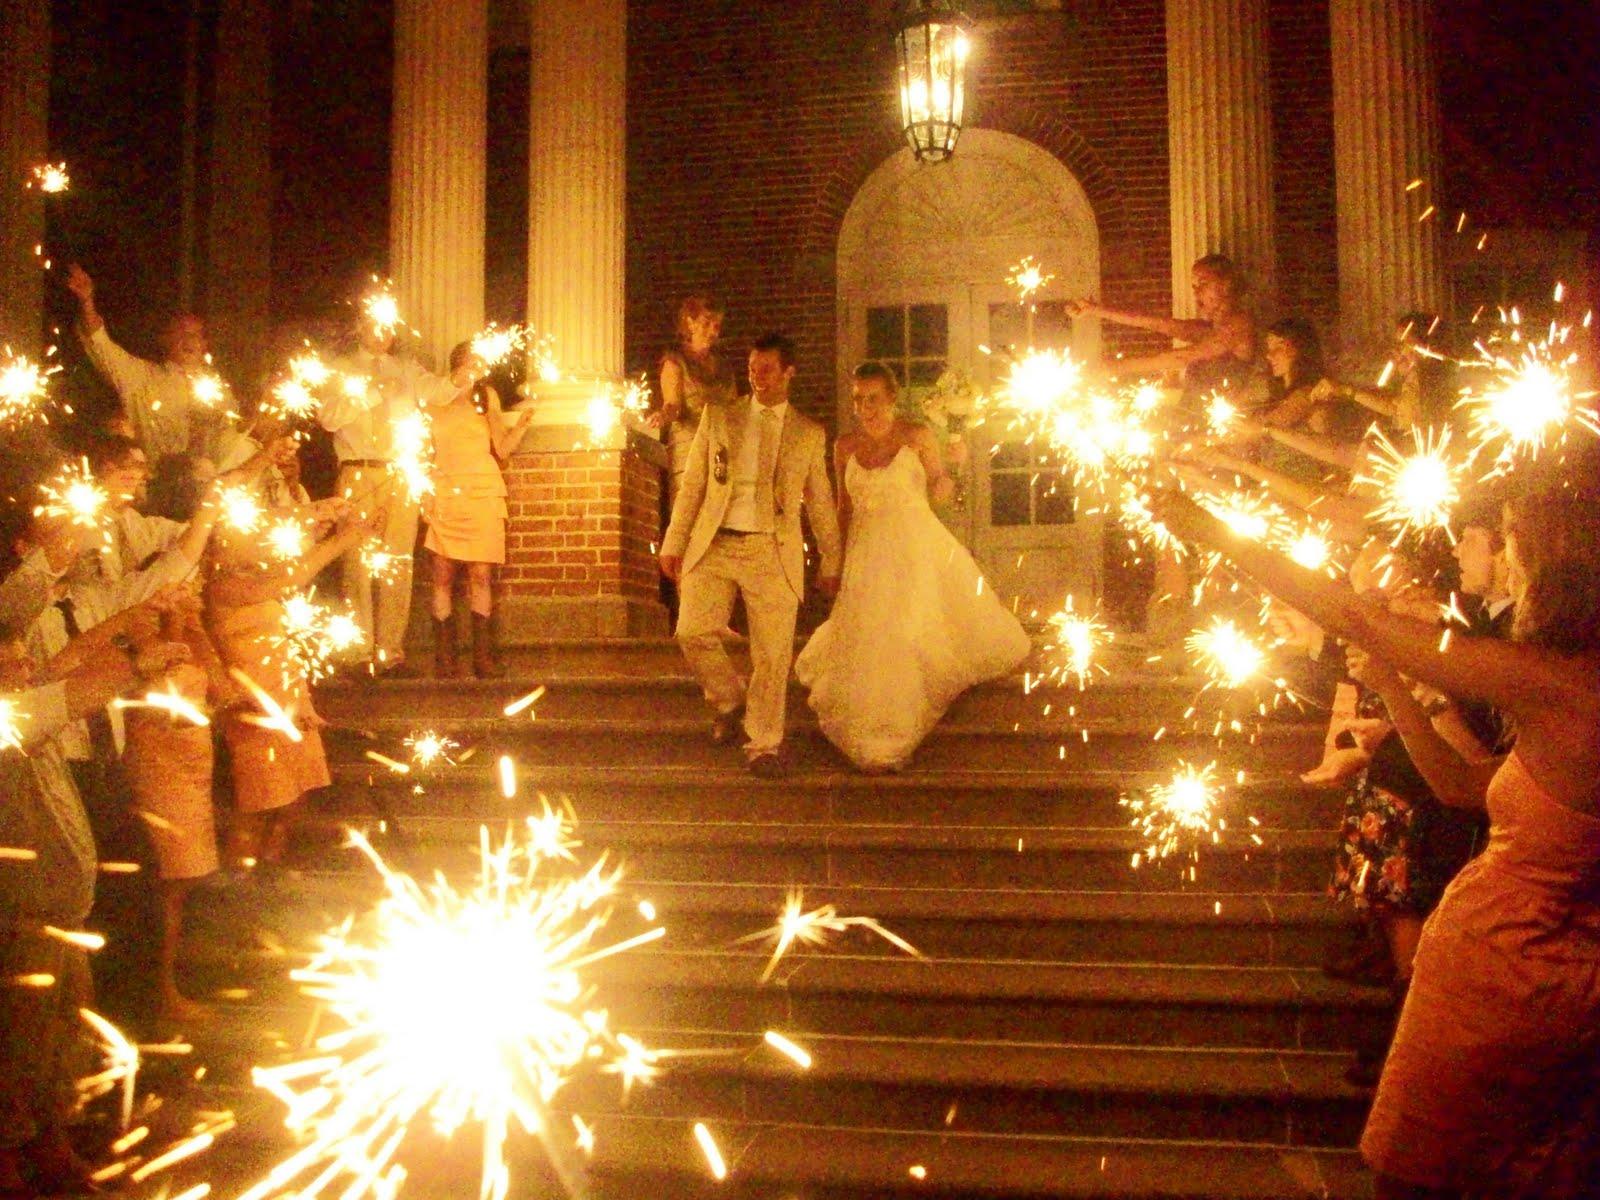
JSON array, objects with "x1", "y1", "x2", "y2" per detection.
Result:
[
  {"x1": 0, "y1": 266, "x2": 530, "y2": 1195},
  {"x1": 1088, "y1": 255, "x2": 1599, "y2": 1198}
]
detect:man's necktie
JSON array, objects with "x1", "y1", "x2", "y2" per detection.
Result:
[{"x1": 754, "y1": 407, "x2": 780, "y2": 527}]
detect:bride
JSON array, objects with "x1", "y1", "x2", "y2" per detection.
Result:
[{"x1": 796, "y1": 362, "x2": 1031, "y2": 770}]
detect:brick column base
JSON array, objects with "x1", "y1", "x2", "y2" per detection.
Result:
[{"x1": 499, "y1": 424, "x2": 669, "y2": 639}]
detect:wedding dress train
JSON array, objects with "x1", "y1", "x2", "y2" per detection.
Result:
[{"x1": 796, "y1": 446, "x2": 1030, "y2": 770}]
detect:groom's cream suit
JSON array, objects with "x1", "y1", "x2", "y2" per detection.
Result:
[{"x1": 662, "y1": 395, "x2": 842, "y2": 756}]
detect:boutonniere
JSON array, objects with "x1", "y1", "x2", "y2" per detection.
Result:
[{"x1": 713, "y1": 446, "x2": 729, "y2": 484}]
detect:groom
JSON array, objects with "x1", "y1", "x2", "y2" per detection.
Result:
[{"x1": 659, "y1": 333, "x2": 842, "y2": 777}]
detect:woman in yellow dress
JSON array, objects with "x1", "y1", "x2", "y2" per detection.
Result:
[
  {"x1": 421, "y1": 342, "x2": 532, "y2": 677},
  {"x1": 657, "y1": 296, "x2": 736, "y2": 503}
]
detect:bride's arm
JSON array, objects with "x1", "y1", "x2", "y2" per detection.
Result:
[{"x1": 909, "y1": 425, "x2": 955, "y2": 506}]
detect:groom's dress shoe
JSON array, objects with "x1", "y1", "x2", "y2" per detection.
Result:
[
  {"x1": 711, "y1": 705, "x2": 746, "y2": 746},
  {"x1": 748, "y1": 752, "x2": 788, "y2": 780}
]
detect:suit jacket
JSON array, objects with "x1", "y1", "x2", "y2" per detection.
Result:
[{"x1": 661, "y1": 399, "x2": 843, "y2": 598}]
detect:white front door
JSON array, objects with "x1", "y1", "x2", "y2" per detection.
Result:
[{"x1": 835, "y1": 131, "x2": 1104, "y2": 622}]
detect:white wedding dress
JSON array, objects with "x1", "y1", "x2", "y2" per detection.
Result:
[{"x1": 796, "y1": 446, "x2": 1031, "y2": 770}]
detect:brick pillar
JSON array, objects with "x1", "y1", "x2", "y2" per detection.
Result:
[
  {"x1": 506, "y1": 0, "x2": 667, "y2": 638},
  {"x1": 0, "y1": 0, "x2": 49, "y2": 352},
  {"x1": 501, "y1": 428, "x2": 668, "y2": 638}
]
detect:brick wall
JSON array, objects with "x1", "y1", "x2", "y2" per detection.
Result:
[
  {"x1": 501, "y1": 443, "x2": 661, "y2": 604},
  {"x1": 622, "y1": 3, "x2": 1177, "y2": 424}
]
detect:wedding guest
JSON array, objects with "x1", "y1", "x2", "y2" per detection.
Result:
[
  {"x1": 0, "y1": 621, "x2": 189, "y2": 1196},
  {"x1": 65, "y1": 264, "x2": 238, "y2": 480},
  {"x1": 659, "y1": 333, "x2": 842, "y2": 777},
  {"x1": 795, "y1": 362, "x2": 1029, "y2": 771},
  {"x1": 205, "y1": 499, "x2": 377, "y2": 870},
  {"x1": 421, "y1": 343, "x2": 533, "y2": 678},
  {"x1": 1069, "y1": 254, "x2": 1267, "y2": 407},
  {"x1": 320, "y1": 312, "x2": 451, "y2": 677},
  {"x1": 1156, "y1": 450, "x2": 1600, "y2": 1198},
  {"x1": 1335, "y1": 312, "x2": 1455, "y2": 430},
  {"x1": 657, "y1": 296, "x2": 736, "y2": 502}
]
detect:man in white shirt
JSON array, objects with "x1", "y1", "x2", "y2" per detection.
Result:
[
  {"x1": 321, "y1": 318, "x2": 453, "y2": 676},
  {"x1": 65, "y1": 264, "x2": 239, "y2": 473}
]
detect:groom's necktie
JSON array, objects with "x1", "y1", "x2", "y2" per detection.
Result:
[{"x1": 754, "y1": 406, "x2": 780, "y2": 527}]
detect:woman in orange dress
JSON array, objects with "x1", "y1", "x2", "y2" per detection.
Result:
[
  {"x1": 656, "y1": 296, "x2": 736, "y2": 504},
  {"x1": 421, "y1": 342, "x2": 532, "y2": 678},
  {"x1": 1158, "y1": 452, "x2": 1600, "y2": 1199},
  {"x1": 205, "y1": 478, "x2": 374, "y2": 870}
]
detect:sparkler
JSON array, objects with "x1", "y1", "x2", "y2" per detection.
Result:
[
  {"x1": 1356, "y1": 426, "x2": 1462, "y2": 542},
  {"x1": 265, "y1": 516, "x2": 310, "y2": 561},
  {"x1": 359, "y1": 540, "x2": 409, "y2": 587},
  {"x1": 0, "y1": 347, "x2": 59, "y2": 425},
  {"x1": 189, "y1": 372, "x2": 226, "y2": 410},
  {"x1": 468, "y1": 323, "x2": 530, "y2": 368},
  {"x1": 361, "y1": 284, "x2": 403, "y2": 340},
  {"x1": 403, "y1": 728, "x2": 459, "y2": 769},
  {"x1": 1457, "y1": 308, "x2": 1598, "y2": 467},
  {"x1": 36, "y1": 457, "x2": 112, "y2": 538},
  {"x1": 1196, "y1": 490, "x2": 1278, "y2": 543},
  {"x1": 239, "y1": 821, "x2": 667, "y2": 1200},
  {"x1": 112, "y1": 685, "x2": 210, "y2": 728},
  {"x1": 1274, "y1": 518, "x2": 1340, "y2": 576},
  {"x1": 288, "y1": 351, "x2": 333, "y2": 388},
  {"x1": 584, "y1": 376, "x2": 651, "y2": 443},
  {"x1": 28, "y1": 162, "x2": 71, "y2": 193},
  {"x1": 1203, "y1": 392, "x2": 1238, "y2": 438},
  {"x1": 1121, "y1": 761, "x2": 1226, "y2": 865},
  {"x1": 0, "y1": 695, "x2": 24, "y2": 751},
  {"x1": 217, "y1": 484, "x2": 265, "y2": 534},
  {"x1": 1007, "y1": 256, "x2": 1054, "y2": 303},
  {"x1": 278, "y1": 591, "x2": 366, "y2": 683},
  {"x1": 737, "y1": 889, "x2": 922, "y2": 984},
  {"x1": 1043, "y1": 595, "x2": 1109, "y2": 690},
  {"x1": 268, "y1": 377, "x2": 319, "y2": 421},
  {"x1": 390, "y1": 412, "x2": 434, "y2": 502},
  {"x1": 1185, "y1": 617, "x2": 1270, "y2": 691}
]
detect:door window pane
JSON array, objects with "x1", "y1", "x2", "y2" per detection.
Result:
[
  {"x1": 990, "y1": 474, "x2": 1032, "y2": 527},
  {"x1": 863, "y1": 303, "x2": 948, "y2": 403},
  {"x1": 909, "y1": 304, "x2": 949, "y2": 357},
  {"x1": 866, "y1": 307, "x2": 903, "y2": 360}
]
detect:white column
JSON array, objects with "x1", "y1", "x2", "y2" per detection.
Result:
[
  {"x1": 1165, "y1": 0, "x2": 1276, "y2": 316},
  {"x1": 205, "y1": 0, "x2": 273, "y2": 384},
  {"x1": 0, "y1": 0, "x2": 49, "y2": 352},
  {"x1": 1331, "y1": 0, "x2": 1442, "y2": 350},
  {"x1": 390, "y1": 0, "x2": 487, "y2": 369},
  {"x1": 526, "y1": 0, "x2": 626, "y2": 419}
]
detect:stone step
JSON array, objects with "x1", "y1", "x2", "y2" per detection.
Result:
[
  {"x1": 180, "y1": 1029, "x2": 1367, "y2": 1149},
  {"x1": 315, "y1": 670, "x2": 1291, "y2": 727},
  {"x1": 177, "y1": 948, "x2": 1388, "y2": 1053},
  {"x1": 174, "y1": 1106, "x2": 1373, "y2": 1200},
  {"x1": 317, "y1": 717, "x2": 1325, "y2": 775},
  {"x1": 318, "y1": 766, "x2": 1348, "y2": 831},
  {"x1": 284, "y1": 812, "x2": 1341, "y2": 895},
  {"x1": 189, "y1": 875, "x2": 1346, "y2": 969}
]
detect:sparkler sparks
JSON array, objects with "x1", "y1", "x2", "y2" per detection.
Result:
[
  {"x1": 217, "y1": 484, "x2": 265, "y2": 534},
  {"x1": 268, "y1": 377, "x2": 319, "y2": 421},
  {"x1": 28, "y1": 162, "x2": 70, "y2": 193},
  {"x1": 1043, "y1": 596, "x2": 1109, "y2": 689},
  {"x1": 359, "y1": 540, "x2": 409, "y2": 587},
  {"x1": 1007, "y1": 256, "x2": 1054, "y2": 302},
  {"x1": 1203, "y1": 392, "x2": 1238, "y2": 438},
  {"x1": 583, "y1": 376, "x2": 651, "y2": 443},
  {"x1": 189, "y1": 372, "x2": 226, "y2": 410},
  {"x1": 1457, "y1": 312, "x2": 1599, "y2": 466},
  {"x1": 277, "y1": 591, "x2": 366, "y2": 683},
  {"x1": 265, "y1": 517, "x2": 310, "y2": 561},
  {"x1": 737, "y1": 890, "x2": 922, "y2": 983},
  {"x1": 239, "y1": 822, "x2": 667, "y2": 1200},
  {"x1": 1357, "y1": 426, "x2": 1462, "y2": 542},
  {"x1": 361, "y1": 285, "x2": 403, "y2": 340},
  {"x1": 1185, "y1": 617, "x2": 1270, "y2": 691},
  {"x1": 403, "y1": 729, "x2": 459, "y2": 769},
  {"x1": 0, "y1": 347, "x2": 59, "y2": 425},
  {"x1": 0, "y1": 695, "x2": 25, "y2": 751},
  {"x1": 36, "y1": 458, "x2": 111, "y2": 538},
  {"x1": 1121, "y1": 761, "x2": 1226, "y2": 865},
  {"x1": 390, "y1": 412, "x2": 434, "y2": 502}
]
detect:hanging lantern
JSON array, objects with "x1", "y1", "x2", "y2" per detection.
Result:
[{"x1": 894, "y1": 1, "x2": 972, "y2": 164}]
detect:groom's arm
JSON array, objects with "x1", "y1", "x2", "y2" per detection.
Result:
[
  {"x1": 804, "y1": 428, "x2": 843, "y2": 594},
  {"x1": 659, "y1": 409, "x2": 713, "y2": 579}
]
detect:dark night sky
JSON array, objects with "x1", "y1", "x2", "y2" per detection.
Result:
[{"x1": 42, "y1": 0, "x2": 1600, "y2": 355}]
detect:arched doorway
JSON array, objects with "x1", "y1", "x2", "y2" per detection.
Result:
[{"x1": 836, "y1": 129, "x2": 1103, "y2": 616}]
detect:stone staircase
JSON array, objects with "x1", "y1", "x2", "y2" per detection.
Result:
[{"x1": 164, "y1": 638, "x2": 1377, "y2": 1200}]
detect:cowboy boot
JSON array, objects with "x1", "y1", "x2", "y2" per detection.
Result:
[{"x1": 472, "y1": 613, "x2": 505, "y2": 678}]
